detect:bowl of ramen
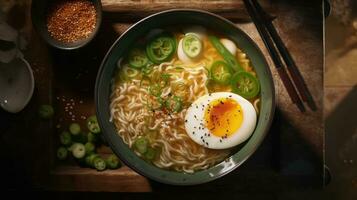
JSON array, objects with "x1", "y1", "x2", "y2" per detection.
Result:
[{"x1": 95, "y1": 9, "x2": 275, "y2": 185}]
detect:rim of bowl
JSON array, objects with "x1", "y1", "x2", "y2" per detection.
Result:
[
  {"x1": 95, "y1": 9, "x2": 276, "y2": 185},
  {"x1": 20, "y1": 57, "x2": 35, "y2": 113},
  {"x1": 0, "y1": 57, "x2": 35, "y2": 114},
  {"x1": 31, "y1": 0, "x2": 102, "y2": 50}
]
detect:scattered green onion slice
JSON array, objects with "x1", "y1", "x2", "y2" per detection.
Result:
[
  {"x1": 85, "y1": 153, "x2": 100, "y2": 167},
  {"x1": 210, "y1": 60, "x2": 233, "y2": 85},
  {"x1": 84, "y1": 142, "x2": 95, "y2": 154},
  {"x1": 182, "y1": 34, "x2": 202, "y2": 58},
  {"x1": 123, "y1": 67, "x2": 139, "y2": 78},
  {"x1": 128, "y1": 47, "x2": 149, "y2": 68},
  {"x1": 165, "y1": 96, "x2": 183, "y2": 113},
  {"x1": 71, "y1": 143, "x2": 86, "y2": 159},
  {"x1": 144, "y1": 147, "x2": 157, "y2": 160},
  {"x1": 38, "y1": 104, "x2": 54, "y2": 119},
  {"x1": 134, "y1": 137, "x2": 149, "y2": 154},
  {"x1": 93, "y1": 157, "x2": 106, "y2": 171},
  {"x1": 59, "y1": 131, "x2": 72, "y2": 146},
  {"x1": 231, "y1": 71, "x2": 260, "y2": 99},
  {"x1": 146, "y1": 34, "x2": 176, "y2": 64},
  {"x1": 148, "y1": 84, "x2": 162, "y2": 97},
  {"x1": 141, "y1": 63, "x2": 153, "y2": 75},
  {"x1": 57, "y1": 147, "x2": 68, "y2": 160},
  {"x1": 69, "y1": 123, "x2": 81, "y2": 135},
  {"x1": 209, "y1": 36, "x2": 243, "y2": 72},
  {"x1": 87, "y1": 115, "x2": 101, "y2": 134},
  {"x1": 160, "y1": 73, "x2": 171, "y2": 87},
  {"x1": 106, "y1": 154, "x2": 121, "y2": 169}
]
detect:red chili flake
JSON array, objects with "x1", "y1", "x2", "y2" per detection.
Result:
[{"x1": 46, "y1": 0, "x2": 97, "y2": 43}]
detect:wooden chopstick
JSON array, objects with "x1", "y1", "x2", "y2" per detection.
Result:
[
  {"x1": 250, "y1": 0, "x2": 317, "y2": 111},
  {"x1": 243, "y1": 0, "x2": 306, "y2": 112}
]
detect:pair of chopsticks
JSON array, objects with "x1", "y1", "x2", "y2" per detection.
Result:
[{"x1": 243, "y1": 0, "x2": 317, "y2": 112}]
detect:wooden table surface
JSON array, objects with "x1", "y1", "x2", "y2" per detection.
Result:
[{"x1": 0, "y1": 0, "x2": 324, "y2": 193}]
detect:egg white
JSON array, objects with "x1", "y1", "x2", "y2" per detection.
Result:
[
  {"x1": 177, "y1": 38, "x2": 193, "y2": 64},
  {"x1": 219, "y1": 38, "x2": 237, "y2": 55},
  {"x1": 184, "y1": 92, "x2": 257, "y2": 149}
]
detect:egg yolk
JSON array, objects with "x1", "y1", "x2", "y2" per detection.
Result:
[{"x1": 204, "y1": 98, "x2": 243, "y2": 137}]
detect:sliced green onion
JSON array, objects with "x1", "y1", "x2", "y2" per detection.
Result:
[
  {"x1": 134, "y1": 137, "x2": 149, "y2": 154},
  {"x1": 148, "y1": 84, "x2": 162, "y2": 97},
  {"x1": 123, "y1": 67, "x2": 139, "y2": 78},
  {"x1": 57, "y1": 147, "x2": 68, "y2": 160},
  {"x1": 84, "y1": 142, "x2": 95, "y2": 154},
  {"x1": 210, "y1": 60, "x2": 233, "y2": 85},
  {"x1": 85, "y1": 153, "x2": 100, "y2": 167},
  {"x1": 69, "y1": 123, "x2": 81, "y2": 135},
  {"x1": 93, "y1": 157, "x2": 106, "y2": 171},
  {"x1": 165, "y1": 96, "x2": 183, "y2": 113},
  {"x1": 231, "y1": 71, "x2": 260, "y2": 99},
  {"x1": 71, "y1": 143, "x2": 86, "y2": 159},
  {"x1": 144, "y1": 147, "x2": 157, "y2": 160},
  {"x1": 160, "y1": 73, "x2": 171, "y2": 87},
  {"x1": 38, "y1": 104, "x2": 54, "y2": 119},
  {"x1": 209, "y1": 36, "x2": 243, "y2": 72},
  {"x1": 141, "y1": 67, "x2": 152, "y2": 75},
  {"x1": 106, "y1": 154, "x2": 121, "y2": 169},
  {"x1": 128, "y1": 47, "x2": 149, "y2": 68},
  {"x1": 59, "y1": 131, "x2": 72, "y2": 146},
  {"x1": 182, "y1": 34, "x2": 202, "y2": 58},
  {"x1": 146, "y1": 34, "x2": 176, "y2": 64},
  {"x1": 87, "y1": 115, "x2": 101, "y2": 134}
]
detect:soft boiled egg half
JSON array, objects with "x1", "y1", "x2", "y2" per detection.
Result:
[{"x1": 184, "y1": 92, "x2": 257, "y2": 149}]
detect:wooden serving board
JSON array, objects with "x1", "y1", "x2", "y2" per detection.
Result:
[{"x1": 101, "y1": 0, "x2": 273, "y2": 21}]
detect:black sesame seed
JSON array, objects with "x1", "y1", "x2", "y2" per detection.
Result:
[
  {"x1": 229, "y1": 95, "x2": 232, "y2": 97},
  {"x1": 201, "y1": 136, "x2": 203, "y2": 139},
  {"x1": 192, "y1": 131, "x2": 195, "y2": 134},
  {"x1": 185, "y1": 120, "x2": 188, "y2": 122},
  {"x1": 220, "y1": 139, "x2": 222, "y2": 143},
  {"x1": 206, "y1": 142, "x2": 209, "y2": 146}
]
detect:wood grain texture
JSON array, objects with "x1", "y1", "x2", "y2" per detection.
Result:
[
  {"x1": 101, "y1": 0, "x2": 272, "y2": 21},
  {"x1": 51, "y1": 166, "x2": 151, "y2": 192}
]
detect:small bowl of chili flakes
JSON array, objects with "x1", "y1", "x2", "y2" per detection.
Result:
[{"x1": 31, "y1": 0, "x2": 102, "y2": 50}]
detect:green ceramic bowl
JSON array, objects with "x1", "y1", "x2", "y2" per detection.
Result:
[{"x1": 95, "y1": 9, "x2": 275, "y2": 185}]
